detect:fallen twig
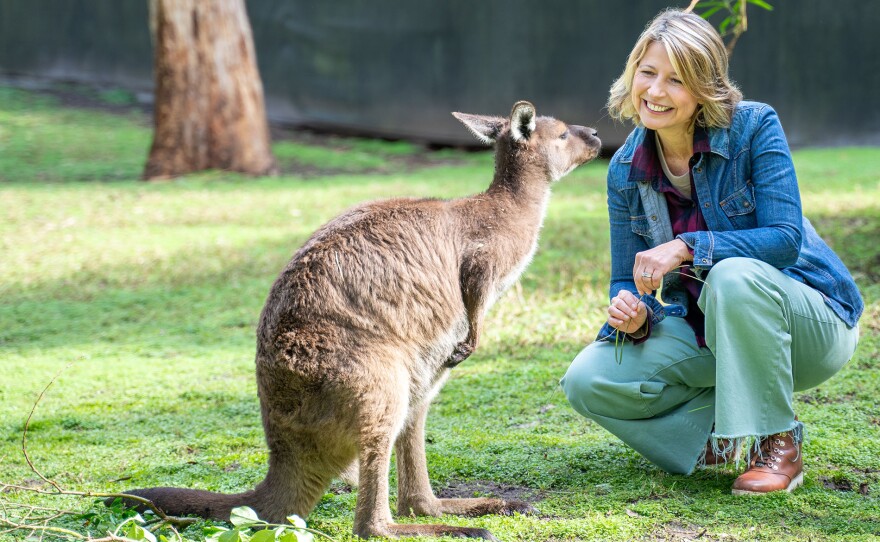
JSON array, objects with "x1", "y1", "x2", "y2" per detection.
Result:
[{"x1": 2, "y1": 366, "x2": 197, "y2": 541}]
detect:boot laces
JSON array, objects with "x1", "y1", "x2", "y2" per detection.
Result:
[{"x1": 754, "y1": 435, "x2": 789, "y2": 471}]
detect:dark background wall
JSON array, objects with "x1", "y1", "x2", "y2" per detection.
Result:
[{"x1": 1, "y1": 0, "x2": 877, "y2": 149}]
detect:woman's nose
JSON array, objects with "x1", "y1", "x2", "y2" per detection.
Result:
[{"x1": 647, "y1": 81, "x2": 666, "y2": 97}]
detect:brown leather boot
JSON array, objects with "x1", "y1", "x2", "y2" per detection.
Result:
[{"x1": 731, "y1": 431, "x2": 803, "y2": 495}]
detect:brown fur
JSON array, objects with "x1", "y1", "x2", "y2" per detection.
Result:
[{"x1": 122, "y1": 101, "x2": 600, "y2": 540}]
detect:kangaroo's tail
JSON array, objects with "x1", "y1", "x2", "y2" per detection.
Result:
[{"x1": 110, "y1": 486, "x2": 260, "y2": 521}]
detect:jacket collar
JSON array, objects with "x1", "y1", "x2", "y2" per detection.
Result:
[
  {"x1": 624, "y1": 124, "x2": 728, "y2": 183},
  {"x1": 707, "y1": 125, "x2": 730, "y2": 160}
]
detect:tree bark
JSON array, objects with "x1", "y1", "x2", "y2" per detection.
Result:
[{"x1": 143, "y1": 0, "x2": 277, "y2": 180}]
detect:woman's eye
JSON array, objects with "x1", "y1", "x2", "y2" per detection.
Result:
[{"x1": 670, "y1": 78, "x2": 682, "y2": 85}]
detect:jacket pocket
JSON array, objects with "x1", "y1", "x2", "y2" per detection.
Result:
[
  {"x1": 720, "y1": 181, "x2": 756, "y2": 217},
  {"x1": 630, "y1": 215, "x2": 652, "y2": 240},
  {"x1": 720, "y1": 181, "x2": 757, "y2": 229}
]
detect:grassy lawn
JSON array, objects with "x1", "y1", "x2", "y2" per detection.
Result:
[{"x1": 1, "y1": 86, "x2": 878, "y2": 541}]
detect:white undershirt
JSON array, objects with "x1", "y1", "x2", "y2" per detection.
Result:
[{"x1": 655, "y1": 132, "x2": 692, "y2": 199}]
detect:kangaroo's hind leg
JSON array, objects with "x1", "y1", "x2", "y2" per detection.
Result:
[
  {"x1": 395, "y1": 396, "x2": 443, "y2": 517},
  {"x1": 251, "y1": 360, "x2": 357, "y2": 524},
  {"x1": 249, "y1": 427, "x2": 352, "y2": 524},
  {"x1": 394, "y1": 393, "x2": 538, "y2": 520},
  {"x1": 352, "y1": 363, "x2": 499, "y2": 540}
]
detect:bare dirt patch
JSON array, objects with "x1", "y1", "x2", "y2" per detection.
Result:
[
  {"x1": 437, "y1": 480, "x2": 542, "y2": 503},
  {"x1": 648, "y1": 521, "x2": 710, "y2": 541}
]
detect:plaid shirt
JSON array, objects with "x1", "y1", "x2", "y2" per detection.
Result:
[{"x1": 630, "y1": 127, "x2": 712, "y2": 346}]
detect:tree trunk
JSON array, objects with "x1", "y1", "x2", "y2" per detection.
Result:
[{"x1": 143, "y1": 0, "x2": 277, "y2": 180}]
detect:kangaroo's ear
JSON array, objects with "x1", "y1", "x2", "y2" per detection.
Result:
[
  {"x1": 452, "y1": 112, "x2": 505, "y2": 145},
  {"x1": 509, "y1": 101, "x2": 536, "y2": 142}
]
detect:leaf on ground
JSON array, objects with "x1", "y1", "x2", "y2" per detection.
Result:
[{"x1": 230, "y1": 505, "x2": 262, "y2": 527}]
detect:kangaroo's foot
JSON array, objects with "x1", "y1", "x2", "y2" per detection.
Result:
[
  {"x1": 440, "y1": 497, "x2": 538, "y2": 517},
  {"x1": 399, "y1": 495, "x2": 538, "y2": 518}
]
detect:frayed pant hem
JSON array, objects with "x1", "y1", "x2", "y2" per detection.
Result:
[{"x1": 708, "y1": 421, "x2": 805, "y2": 468}]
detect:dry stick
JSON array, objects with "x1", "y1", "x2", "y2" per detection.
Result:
[
  {"x1": 0, "y1": 514, "x2": 143, "y2": 541},
  {"x1": 1, "y1": 500, "x2": 77, "y2": 515},
  {"x1": 0, "y1": 503, "x2": 70, "y2": 529},
  {"x1": 0, "y1": 519, "x2": 79, "y2": 539},
  {"x1": 21, "y1": 364, "x2": 70, "y2": 492},
  {"x1": 0, "y1": 515, "x2": 101, "y2": 540},
  {"x1": 11, "y1": 365, "x2": 198, "y2": 530}
]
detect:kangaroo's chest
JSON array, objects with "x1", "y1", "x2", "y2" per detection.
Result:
[{"x1": 497, "y1": 236, "x2": 538, "y2": 297}]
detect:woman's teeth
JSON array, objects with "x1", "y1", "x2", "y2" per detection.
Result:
[{"x1": 646, "y1": 101, "x2": 671, "y2": 112}]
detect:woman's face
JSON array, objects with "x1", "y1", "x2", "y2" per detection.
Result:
[{"x1": 631, "y1": 41, "x2": 700, "y2": 139}]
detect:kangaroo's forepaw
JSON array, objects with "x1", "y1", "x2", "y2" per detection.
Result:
[
  {"x1": 499, "y1": 499, "x2": 539, "y2": 516},
  {"x1": 445, "y1": 342, "x2": 474, "y2": 367}
]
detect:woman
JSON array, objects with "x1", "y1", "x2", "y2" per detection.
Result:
[{"x1": 560, "y1": 9, "x2": 862, "y2": 494}]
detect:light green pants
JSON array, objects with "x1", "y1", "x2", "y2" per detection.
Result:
[{"x1": 561, "y1": 258, "x2": 859, "y2": 474}]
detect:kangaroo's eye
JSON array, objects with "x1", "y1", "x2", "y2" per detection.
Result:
[{"x1": 560, "y1": 131, "x2": 569, "y2": 140}]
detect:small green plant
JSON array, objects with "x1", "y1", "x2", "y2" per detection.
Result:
[
  {"x1": 114, "y1": 514, "x2": 160, "y2": 542},
  {"x1": 78, "y1": 498, "x2": 155, "y2": 540},
  {"x1": 203, "y1": 507, "x2": 331, "y2": 542}
]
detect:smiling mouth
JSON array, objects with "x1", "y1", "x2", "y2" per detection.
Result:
[{"x1": 645, "y1": 100, "x2": 672, "y2": 113}]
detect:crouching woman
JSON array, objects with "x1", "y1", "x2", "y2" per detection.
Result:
[{"x1": 561, "y1": 9, "x2": 863, "y2": 494}]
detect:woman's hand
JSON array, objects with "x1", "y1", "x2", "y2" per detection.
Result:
[
  {"x1": 607, "y1": 289, "x2": 648, "y2": 334},
  {"x1": 633, "y1": 239, "x2": 693, "y2": 295}
]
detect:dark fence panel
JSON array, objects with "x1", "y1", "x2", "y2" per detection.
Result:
[
  {"x1": 727, "y1": 4, "x2": 880, "y2": 148},
  {"x1": 1, "y1": 1, "x2": 877, "y2": 148},
  {"x1": 0, "y1": 0, "x2": 152, "y2": 88}
]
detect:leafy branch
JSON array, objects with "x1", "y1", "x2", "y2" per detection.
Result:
[
  {"x1": 0, "y1": 365, "x2": 194, "y2": 540},
  {"x1": 684, "y1": 0, "x2": 774, "y2": 56}
]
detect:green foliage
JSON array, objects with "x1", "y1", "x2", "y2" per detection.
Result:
[
  {"x1": 692, "y1": 0, "x2": 774, "y2": 33},
  {"x1": 78, "y1": 498, "x2": 145, "y2": 539},
  {"x1": 689, "y1": 0, "x2": 774, "y2": 54},
  {"x1": 203, "y1": 506, "x2": 321, "y2": 542},
  {"x1": 1, "y1": 85, "x2": 878, "y2": 541}
]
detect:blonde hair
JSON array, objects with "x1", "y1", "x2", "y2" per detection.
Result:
[{"x1": 607, "y1": 9, "x2": 742, "y2": 128}]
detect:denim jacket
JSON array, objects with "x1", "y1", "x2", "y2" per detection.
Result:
[{"x1": 596, "y1": 101, "x2": 863, "y2": 342}]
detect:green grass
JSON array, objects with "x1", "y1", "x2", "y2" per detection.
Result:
[{"x1": 1, "y1": 86, "x2": 878, "y2": 541}]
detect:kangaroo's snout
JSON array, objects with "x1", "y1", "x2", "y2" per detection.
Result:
[
  {"x1": 571, "y1": 125, "x2": 602, "y2": 169},
  {"x1": 572, "y1": 125, "x2": 601, "y2": 147}
]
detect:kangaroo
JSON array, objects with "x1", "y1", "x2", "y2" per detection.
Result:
[{"x1": 122, "y1": 101, "x2": 600, "y2": 540}]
